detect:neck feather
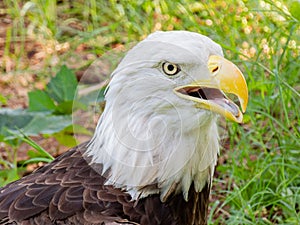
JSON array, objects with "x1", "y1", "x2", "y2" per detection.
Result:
[{"x1": 85, "y1": 103, "x2": 219, "y2": 201}]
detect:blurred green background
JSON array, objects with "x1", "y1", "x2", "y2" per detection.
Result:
[{"x1": 0, "y1": 0, "x2": 299, "y2": 224}]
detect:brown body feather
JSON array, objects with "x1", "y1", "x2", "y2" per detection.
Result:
[{"x1": 0, "y1": 142, "x2": 210, "y2": 225}]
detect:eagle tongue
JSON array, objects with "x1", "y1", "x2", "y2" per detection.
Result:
[{"x1": 211, "y1": 98, "x2": 240, "y2": 117}]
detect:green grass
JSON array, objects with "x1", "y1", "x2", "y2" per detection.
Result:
[{"x1": 1, "y1": 0, "x2": 299, "y2": 224}]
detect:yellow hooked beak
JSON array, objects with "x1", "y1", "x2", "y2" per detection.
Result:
[{"x1": 174, "y1": 55, "x2": 248, "y2": 123}]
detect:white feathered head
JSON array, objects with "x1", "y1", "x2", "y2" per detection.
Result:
[{"x1": 86, "y1": 31, "x2": 248, "y2": 201}]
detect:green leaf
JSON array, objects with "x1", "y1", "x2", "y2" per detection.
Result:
[
  {"x1": 0, "y1": 109, "x2": 35, "y2": 131},
  {"x1": 28, "y1": 90, "x2": 56, "y2": 112},
  {"x1": 21, "y1": 115, "x2": 72, "y2": 135},
  {"x1": 46, "y1": 65, "x2": 78, "y2": 103},
  {"x1": 27, "y1": 149, "x2": 41, "y2": 158},
  {"x1": 0, "y1": 168, "x2": 20, "y2": 186},
  {"x1": 289, "y1": 1, "x2": 300, "y2": 20},
  {"x1": 51, "y1": 124, "x2": 92, "y2": 147},
  {"x1": 23, "y1": 157, "x2": 53, "y2": 165},
  {"x1": 0, "y1": 108, "x2": 73, "y2": 139},
  {"x1": 55, "y1": 100, "x2": 87, "y2": 115},
  {"x1": 55, "y1": 100, "x2": 74, "y2": 114},
  {"x1": 0, "y1": 109, "x2": 37, "y2": 140},
  {"x1": 71, "y1": 124, "x2": 93, "y2": 136},
  {"x1": 0, "y1": 94, "x2": 7, "y2": 106},
  {"x1": 15, "y1": 131, "x2": 54, "y2": 160},
  {"x1": 53, "y1": 132, "x2": 77, "y2": 147}
]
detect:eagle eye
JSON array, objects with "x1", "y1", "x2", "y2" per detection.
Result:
[{"x1": 162, "y1": 62, "x2": 181, "y2": 76}]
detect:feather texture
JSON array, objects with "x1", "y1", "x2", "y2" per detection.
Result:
[{"x1": 0, "y1": 142, "x2": 210, "y2": 225}]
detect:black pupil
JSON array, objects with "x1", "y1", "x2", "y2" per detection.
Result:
[{"x1": 167, "y1": 64, "x2": 175, "y2": 72}]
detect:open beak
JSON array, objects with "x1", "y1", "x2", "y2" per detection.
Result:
[{"x1": 174, "y1": 55, "x2": 248, "y2": 123}]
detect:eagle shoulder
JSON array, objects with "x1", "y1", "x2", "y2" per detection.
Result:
[
  {"x1": 0, "y1": 142, "x2": 210, "y2": 225},
  {"x1": 0, "y1": 143, "x2": 135, "y2": 224}
]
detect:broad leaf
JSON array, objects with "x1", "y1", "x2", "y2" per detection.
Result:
[
  {"x1": 71, "y1": 124, "x2": 93, "y2": 136},
  {"x1": 52, "y1": 124, "x2": 92, "y2": 147},
  {"x1": 55, "y1": 100, "x2": 86, "y2": 114},
  {"x1": 46, "y1": 65, "x2": 78, "y2": 103},
  {"x1": 21, "y1": 115, "x2": 72, "y2": 135},
  {"x1": 28, "y1": 90, "x2": 56, "y2": 112},
  {"x1": 0, "y1": 109, "x2": 36, "y2": 140},
  {"x1": 53, "y1": 132, "x2": 77, "y2": 147},
  {"x1": 0, "y1": 109, "x2": 72, "y2": 139},
  {"x1": 0, "y1": 168, "x2": 20, "y2": 186},
  {"x1": 55, "y1": 100, "x2": 74, "y2": 114}
]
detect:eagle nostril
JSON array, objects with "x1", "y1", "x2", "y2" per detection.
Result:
[{"x1": 212, "y1": 66, "x2": 219, "y2": 73}]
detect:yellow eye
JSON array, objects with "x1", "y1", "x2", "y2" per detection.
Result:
[{"x1": 162, "y1": 62, "x2": 180, "y2": 76}]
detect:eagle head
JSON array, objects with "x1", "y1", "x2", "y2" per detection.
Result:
[{"x1": 86, "y1": 31, "x2": 248, "y2": 201}]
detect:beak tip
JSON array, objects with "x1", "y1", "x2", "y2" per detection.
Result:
[
  {"x1": 239, "y1": 94, "x2": 248, "y2": 114},
  {"x1": 236, "y1": 115, "x2": 243, "y2": 123},
  {"x1": 241, "y1": 107, "x2": 246, "y2": 113}
]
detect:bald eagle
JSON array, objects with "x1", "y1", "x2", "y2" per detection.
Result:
[{"x1": 0, "y1": 31, "x2": 248, "y2": 225}]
